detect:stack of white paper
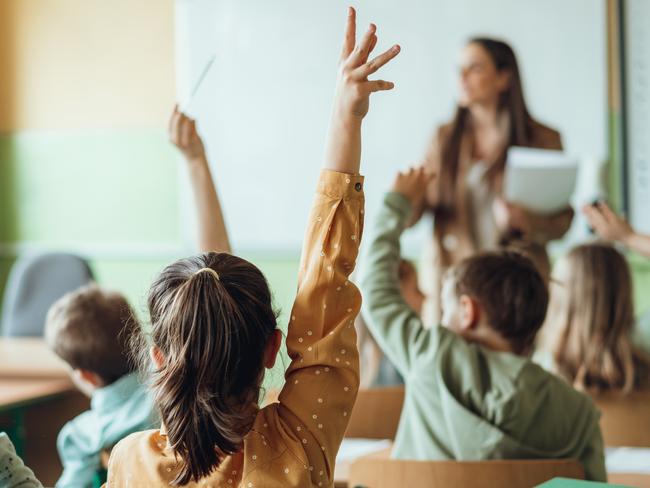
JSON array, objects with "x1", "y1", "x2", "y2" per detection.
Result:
[{"x1": 504, "y1": 146, "x2": 578, "y2": 214}]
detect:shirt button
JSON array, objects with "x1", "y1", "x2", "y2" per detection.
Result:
[{"x1": 354, "y1": 182, "x2": 362, "y2": 192}]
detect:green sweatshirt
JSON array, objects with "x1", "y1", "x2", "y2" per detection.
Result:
[{"x1": 360, "y1": 192, "x2": 606, "y2": 481}]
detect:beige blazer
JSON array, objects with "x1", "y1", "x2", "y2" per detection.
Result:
[{"x1": 419, "y1": 119, "x2": 573, "y2": 324}]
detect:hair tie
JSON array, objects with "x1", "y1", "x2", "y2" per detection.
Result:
[{"x1": 195, "y1": 267, "x2": 220, "y2": 281}]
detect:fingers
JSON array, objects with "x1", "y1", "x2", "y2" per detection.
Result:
[
  {"x1": 583, "y1": 205, "x2": 607, "y2": 231},
  {"x1": 598, "y1": 201, "x2": 621, "y2": 224},
  {"x1": 169, "y1": 105, "x2": 181, "y2": 142},
  {"x1": 354, "y1": 45, "x2": 401, "y2": 79},
  {"x1": 368, "y1": 34, "x2": 378, "y2": 56},
  {"x1": 339, "y1": 7, "x2": 356, "y2": 62},
  {"x1": 365, "y1": 79, "x2": 395, "y2": 93},
  {"x1": 347, "y1": 23, "x2": 377, "y2": 68},
  {"x1": 168, "y1": 104, "x2": 179, "y2": 135},
  {"x1": 169, "y1": 107, "x2": 195, "y2": 148}
]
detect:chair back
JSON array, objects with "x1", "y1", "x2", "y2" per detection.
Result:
[
  {"x1": 345, "y1": 386, "x2": 405, "y2": 439},
  {"x1": 1, "y1": 252, "x2": 93, "y2": 337},
  {"x1": 348, "y1": 457, "x2": 584, "y2": 488},
  {"x1": 592, "y1": 390, "x2": 650, "y2": 447}
]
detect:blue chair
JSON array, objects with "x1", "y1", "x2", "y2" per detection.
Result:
[{"x1": 1, "y1": 252, "x2": 94, "y2": 337}]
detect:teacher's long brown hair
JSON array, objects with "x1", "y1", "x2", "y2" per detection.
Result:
[{"x1": 437, "y1": 38, "x2": 533, "y2": 215}]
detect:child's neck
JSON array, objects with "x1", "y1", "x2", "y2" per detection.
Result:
[{"x1": 465, "y1": 326, "x2": 517, "y2": 355}]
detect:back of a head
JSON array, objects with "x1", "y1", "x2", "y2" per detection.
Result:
[
  {"x1": 551, "y1": 243, "x2": 641, "y2": 393},
  {"x1": 45, "y1": 283, "x2": 137, "y2": 385},
  {"x1": 451, "y1": 250, "x2": 549, "y2": 354},
  {"x1": 139, "y1": 252, "x2": 277, "y2": 485}
]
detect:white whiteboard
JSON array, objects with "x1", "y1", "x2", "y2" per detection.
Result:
[
  {"x1": 175, "y1": 0, "x2": 606, "y2": 255},
  {"x1": 626, "y1": 0, "x2": 650, "y2": 234}
]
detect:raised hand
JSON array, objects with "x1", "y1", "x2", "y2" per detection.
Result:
[
  {"x1": 167, "y1": 104, "x2": 231, "y2": 253},
  {"x1": 169, "y1": 105, "x2": 206, "y2": 162},
  {"x1": 582, "y1": 201, "x2": 634, "y2": 243},
  {"x1": 334, "y1": 8, "x2": 400, "y2": 120},
  {"x1": 391, "y1": 166, "x2": 436, "y2": 209},
  {"x1": 324, "y1": 7, "x2": 401, "y2": 175}
]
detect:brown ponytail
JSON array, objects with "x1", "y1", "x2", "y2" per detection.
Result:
[{"x1": 132, "y1": 252, "x2": 278, "y2": 484}]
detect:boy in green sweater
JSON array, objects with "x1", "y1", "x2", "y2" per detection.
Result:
[{"x1": 360, "y1": 167, "x2": 606, "y2": 481}]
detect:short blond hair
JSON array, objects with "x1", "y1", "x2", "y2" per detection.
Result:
[{"x1": 45, "y1": 283, "x2": 137, "y2": 385}]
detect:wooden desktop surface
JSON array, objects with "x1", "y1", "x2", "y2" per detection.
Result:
[
  {"x1": 0, "y1": 377, "x2": 74, "y2": 411},
  {"x1": 0, "y1": 338, "x2": 88, "y2": 485},
  {"x1": 0, "y1": 338, "x2": 70, "y2": 378}
]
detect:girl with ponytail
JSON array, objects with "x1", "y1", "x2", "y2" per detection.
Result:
[{"x1": 106, "y1": 8, "x2": 401, "y2": 486}]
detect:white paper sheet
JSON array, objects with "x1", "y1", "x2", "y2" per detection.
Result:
[
  {"x1": 606, "y1": 447, "x2": 650, "y2": 474},
  {"x1": 504, "y1": 146, "x2": 578, "y2": 214},
  {"x1": 336, "y1": 438, "x2": 392, "y2": 463}
]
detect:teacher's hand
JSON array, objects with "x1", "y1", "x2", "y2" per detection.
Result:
[{"x1": 493, "y1": 198, "x2": 532, "y2": 236}]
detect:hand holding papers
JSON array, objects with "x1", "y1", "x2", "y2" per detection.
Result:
[{"x1": 504, "y1": 147, "x2": 578, "y2": 214}]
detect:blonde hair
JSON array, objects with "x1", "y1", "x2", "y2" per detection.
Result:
[{"x1": 546, "y1": 243, "x2": 650, "y2": 393}]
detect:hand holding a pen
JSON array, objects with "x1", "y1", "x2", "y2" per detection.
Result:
[{"x1": 168, "y1": 105, "x2": 206, "y2": 162}]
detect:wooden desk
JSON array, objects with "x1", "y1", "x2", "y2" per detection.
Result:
[
  {"x1": 334, "y1": 441, "x2": 392, "y2": 488},
  {"x1": 0, "y1": 338, "x2": 70, "y2": 378},
  {"x1": 0, "y1": 338, "x2": 89, "y2": 485},
  {"x1": 0, "y1": 377, "x2": 75, "y2": 412}
]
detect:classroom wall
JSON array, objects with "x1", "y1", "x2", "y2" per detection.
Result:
[
  {"x1": 0, "y1": 0, "x2": 648, "y2": 336},
  {"x1": 0, "y1": 0, "x2": 301, "y2": 335},
  {"x1": 0, "y1": 0, "x2": 179, "y2": 314}
]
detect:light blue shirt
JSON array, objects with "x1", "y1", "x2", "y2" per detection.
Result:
[
  {"x1": 0, "y1": 433, "x2": 41, "y2": 488},
  {"x1": 56, "y1": 372, "x2": 158, "y2": 488}
]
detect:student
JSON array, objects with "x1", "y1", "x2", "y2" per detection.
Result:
[
  {"x1": 105, "y1": 8, "x2": 400, "y2": 486},
  {"x1": 45, "y1": 285, "x2": 158, "y2": 487},
  {"x1": 582, "y1": 202, "x2": 650, "y2": 354},
  {"x1": 360, "y1": 167, "x2": 606, "y2": 481},
  {"x1": 0, "y1": 433, "x2": 42, "y2": 488},
  {"x1": 46, "y1": 103, "x2": 231, "y2": 487},
  {"x1": 540, "y1": 243, "x2": 650, "y2": 393}
]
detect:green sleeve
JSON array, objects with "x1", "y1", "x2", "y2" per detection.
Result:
[
  {"x1": 0, "y1": 433, "x2": 43, "y2": 488},
  {"x1": 580, "y1": 421, "x2": 607, "y2": 481},
  {"x1": 360, "y1": 192, "x2": 435, "y2": 376}
]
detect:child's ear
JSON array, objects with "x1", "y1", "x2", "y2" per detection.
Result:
[
  {"x1": 458, "y1": 294, "x2": 480, "y2": 331},
  {"x1": 264, "y1": 329, "x2": 283, "y2": 369},
  {"x1": 71, "y1": 369, "x2": 105, "y2": 397},
  {"x1": 150, "y1": 346, "x2": 166, "y2": 370}
]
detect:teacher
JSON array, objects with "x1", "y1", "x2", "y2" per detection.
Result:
[{"x1": 417, "y1": 37, "x2": 574, "y2": 324}]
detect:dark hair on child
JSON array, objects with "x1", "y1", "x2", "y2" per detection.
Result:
[
  {"x1": 449, "y1": 250, "x2": 549, "y2": 354},
  {"x1": 131, "y1": 252, "x2": 278, "y2": 485}
]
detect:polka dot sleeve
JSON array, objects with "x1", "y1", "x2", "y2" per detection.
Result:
[
  {"x1": 0, "y1": 433, "x2": 43, "y2": 488},
  {"x1": 277, "y1": 169, "x2": 364, "y2": 481}
]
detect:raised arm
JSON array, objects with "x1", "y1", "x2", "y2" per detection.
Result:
[
  {"x1": 360, "y1": 168, "x2": 436, "y2": 375},
  {"x1": 277, "y1": 8, "x2": 400, "y2": 484},
  {"x1": 324, "y1": 9, "x2": 399, "y2": 174},
  {"x1": 169, "y1": 107, "x2": 232, "y2": 253},
  {"x1": 583, "y1": 201, "x2": 650, "y2": 258}
]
